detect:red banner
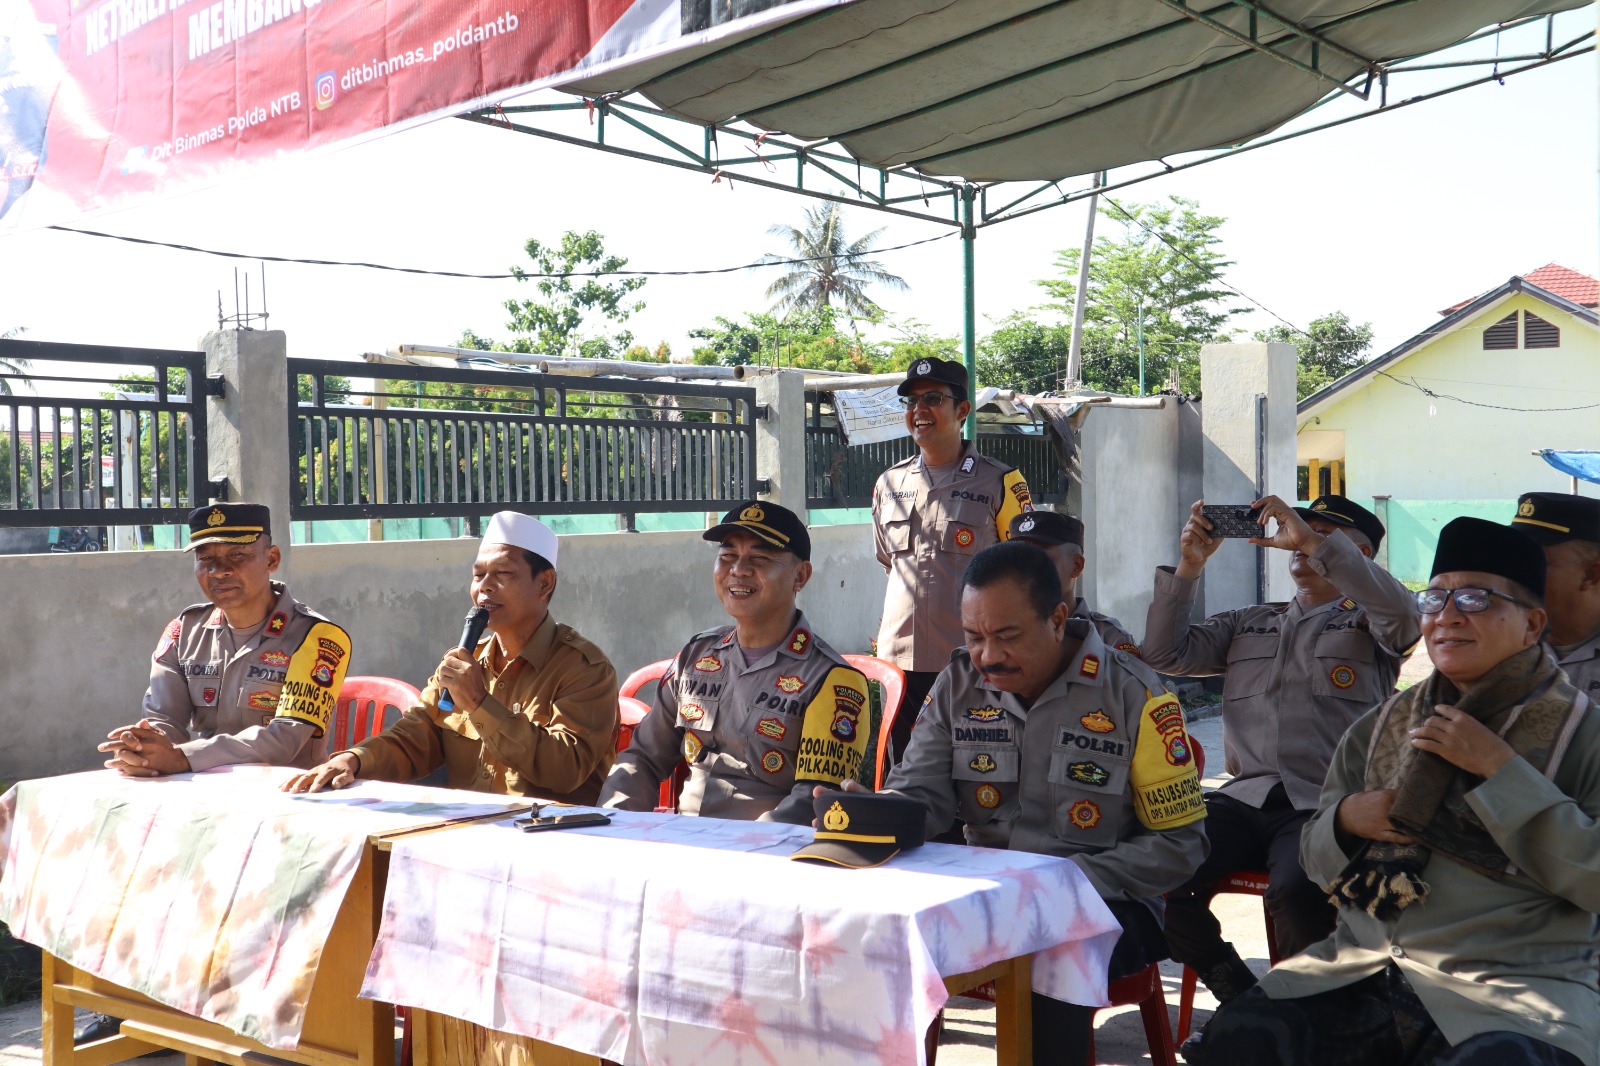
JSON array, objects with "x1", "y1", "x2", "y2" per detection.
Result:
[{"x1": 0, "y1": 0, "x2": 840, "y2": 229}]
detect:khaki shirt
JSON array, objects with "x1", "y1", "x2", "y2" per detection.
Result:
[
  {"x1": 1073, "y1": 598, "x2": 1139, "y2": 656},
  {"x1": 600, "y1": 613, "x2": 869, "y2": 824},
  {"x1": 873, "y1": 442, "x2": 1032, "y2": 671},
  {"x1": 349, "y1": 613, "x2": 618, "y2": 805},
  {"x1": 144, "y1": 581, "x2": 351, "y2": 772},
  {"x1": 1556, "y1": 630, "x2": 1600, "y2": 705},
  {"x1": 1142, "y1": 533, "x2": 1421, "y2": 809},
  {"x1": 883, "y1": 623, "x2": 1207, "y2": 911},
  {"x1": 1264, "y1": 695, "x2": 1600, "y2": 1064}
]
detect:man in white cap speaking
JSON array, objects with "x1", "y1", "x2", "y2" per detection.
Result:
[{"x1": 283, "y1": 511, "x2": 619, "y2": 804}]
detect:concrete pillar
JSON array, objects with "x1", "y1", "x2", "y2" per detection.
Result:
[
  {"x1": 201, "y1": 330, "x2": 294, "y2": 576},
  {"x1": 1198, "y1": 341, "x2": 1297, "y2": 612},
  {"x1": 748, "y1": 368, "x2": 808, "y2": 521}
]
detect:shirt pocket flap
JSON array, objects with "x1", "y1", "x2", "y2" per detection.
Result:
[
  {"x1": 1315, "y1": 630, "x2": 1376, "y2": 663},
  {"x1": 677, "y1": 698, "x2": 719, "y2": 732},
  {"x1": 881, "y1": 517, "x2": 912, "y2": 554},
  {"x1": 1225, "y1": 634, "x2": 1279, "y2": 665},
  {"x1": 1048, "y1": 750, "x2": 1131, "y2": 793},
  {"x1": 951, "y1": 745, "x2": 1020, "y2": 781}
]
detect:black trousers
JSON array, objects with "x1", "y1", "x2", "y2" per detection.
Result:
[
  {"x1": 1032, "y1": 899, "x2": 1169, "y2": 1066},
  {"x1": 1163, "y1": 786, "x2": 1336, "y2": 967},
  {"x1": 1195, "y1": 966, "x2": 1583, "y2": 1066}
]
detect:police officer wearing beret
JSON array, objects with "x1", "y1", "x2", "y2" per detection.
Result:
[
  {"x1": 1142, "y1": 494, "x2": 1421, "y2": 1013},
  {"x1": 883, "y1": 541, "x2": 1206, "y2": 1064},
  {"x1": 872, "y1": 357, "x2": 1032, "y2": 762},
  {"x1": 1511, "y1": 491, "x2": 1600, "y2": 702},
  {"x1": 98, "y1": 503, "x2": 353, "y2": 779},
  {"x1": 1009, "y1": 509, "x2": 1140, "y2": 654},
  {"x1": 601, "y1": 501, "x2": 871, "y2": 823}
]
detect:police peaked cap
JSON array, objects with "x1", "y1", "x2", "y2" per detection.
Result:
[
  {"x1": 185, "y1": 503, "x2": 271, "y2": 550},
  {"x1": 1293, "y1": 495, "x2": 1385, "y2": 551},
  {"x1": 1431, "y1": 516, "x2": 1546, "y2": 599},
  {"x1": 1010, "y1": 510, "x2": 1084, "y2": 549},
  {"x1": 897, "y1": 356, "x2": 969, "y2": 398},
  {"x1": 704, "y1": 500, "x2": 811, "y2": 561},
  {"x1": 791, "y1": 791, "x2": 927, "y2": 869},
  {"x1": 1511, "y1": 492, "x2": 1600, "y2": 546}
]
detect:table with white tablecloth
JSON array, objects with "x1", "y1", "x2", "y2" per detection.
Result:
[{"x1": 361, "y1": 808, "x2": 1122, "y2": 1066}]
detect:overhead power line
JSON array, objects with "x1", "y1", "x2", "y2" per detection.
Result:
[{"x1": 1376, "y1": 370, "x2": 1600, "y2": 413}]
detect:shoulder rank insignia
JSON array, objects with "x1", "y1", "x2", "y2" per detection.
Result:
[
  {"x1": 1078, "y1": 655, "x2": 1100, "y2": 679},
  {"x1": 788, "y1": 629, "x2": 811, "y2": 654},
  {"x1": 960, "y1": 456, "x2": 976, "y2": 475},
  {"x1": 1338, "y1": 598, "x2": 1357, "y2": 611},
  {"x1": 267, "y1": 612, "x2": 287, "y2": 635}
]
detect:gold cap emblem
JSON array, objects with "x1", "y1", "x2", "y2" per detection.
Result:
[
  {"x1": 821, "y1": 800, "x2": 850, "y2": 831},
  {"x1": 1312, "y1": 500, "x2": 1327, "y2": 511},
  {"x1": 206, "y1": 508, "x2": 226, "y2": 526},
  {"x1": 740, "y1": 503, "x2": 766, "y2": 523},
  {"x1": 1518, "y1": 500, "x2": 1535, "y2": 517}
]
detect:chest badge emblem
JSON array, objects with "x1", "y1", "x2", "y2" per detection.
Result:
[
  {"x1": 1068, "y1": 799, "x2": 1103, "y2": 830},
  {"x1": 1080, "y1": 711, "x2": 1114, "y2": 733},
  {"x1": 761, "y1": 750, "x2": 786, "y2": 774},
  {"x1": 1068, "y1": 761, "x2": 1108, "y2": 786},
  {"x1": 954, "y1": 527, "x2": 974, "y2": 548},
  {"x1": 974, "y1": 784, "x2": 1001, "y2": 809},
  {"x1": 775, "y1": 674, "x2": 803, "y2": 693},
  {"x1": 1330, "y1": 665, "x2": 1356, "y2": 689},
  {"x1": 969, "y1": 753, "x2": 997, "y2": 774}
]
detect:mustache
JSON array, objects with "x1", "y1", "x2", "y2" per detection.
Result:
[{"x1": 979, "y1": 664, "x2": 1021, "y2": 676}]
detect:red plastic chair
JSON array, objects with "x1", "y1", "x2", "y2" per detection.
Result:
[
  {"x1": 1174, "y1": 736, "x2": 1279, "y2": 1042},
  {"x1": 617, "y1": 659, "x2": 686, "y2": 811},
  {"x1": 1089, "y1": 963, "x2": 1179, "y2": 1066},
  {"x1": 842, "y1": 654, "x2": 906, "y2": 789},
  {"x1": 331, "y1": 676, "x2": 420, "y2": 750}
]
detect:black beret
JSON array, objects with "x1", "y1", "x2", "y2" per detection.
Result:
[{"x1": 1431, "y1": 516, "x2": 1546, "y2": 599}]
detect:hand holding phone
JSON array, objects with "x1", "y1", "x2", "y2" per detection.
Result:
[
  {"x1": 514, "y1": 812, "x2": 613, "y2": 833},
  {"x1": 1198, "y1": 504, "x2": 1265, "y2": 539}
]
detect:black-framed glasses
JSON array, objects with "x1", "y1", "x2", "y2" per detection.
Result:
[
  {"x1": 899, "y1": 392, "x2": 957, "y2": 410},
  {"x1": 1416, "y1": 587, "x2": 1527, "y2": 615}
]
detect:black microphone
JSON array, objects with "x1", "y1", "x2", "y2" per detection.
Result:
[{"x1": 439, "y1": 605, "x2": 490, "y2": 712}]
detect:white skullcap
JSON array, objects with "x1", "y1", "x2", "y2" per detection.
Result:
[{"x1": 482, "y1": 512, "x2": 559, "y2": 568}]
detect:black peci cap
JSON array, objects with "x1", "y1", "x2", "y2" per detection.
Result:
[
  {"x1": 1010, "y1": 510, "x2": 1084, "y2": 549},
  {"x1": 1294, "y1": 494, "x2": 1386, "y2": 551},
  {"x1": 703, "y1": 500, "x2": 811, "y2": 561},
  {"x1": 1511, "y1": 492, "x2": 1600, "y2": 546},
  {"x1": 791, "y1": 791, "x2": 927, "y2": 869},
  {"x1": 185, "y1": 503, "x2": 271, "y2": 551},
  {"x1": 896, "y1": 356, "x2": 969, "y2": 398},
  {"x1": 1431, "y1": 516, "x2": 1546, "y2": 599}
]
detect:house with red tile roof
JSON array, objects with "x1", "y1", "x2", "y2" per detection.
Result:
[{"x1": 1294, "y1": 264, "x2": 1598, "y2": 580}]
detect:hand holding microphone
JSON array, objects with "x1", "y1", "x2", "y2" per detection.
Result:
[{"x1": 438, "y1": 606, "x2": 490, "y2": 712}]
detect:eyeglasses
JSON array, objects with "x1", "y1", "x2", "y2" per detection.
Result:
[
  {"x1": 899, "y1": 393, "x2": 957, "y2": 410},
  {"x1": 1416, "y1": 587, "x2": 1527, "y2": 615}
]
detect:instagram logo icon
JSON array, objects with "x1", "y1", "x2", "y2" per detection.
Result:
[{"x1": 314, "y1": 71, "x2": 336, "y2": 110}]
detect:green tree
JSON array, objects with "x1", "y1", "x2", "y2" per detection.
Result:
[
  {"x1": 0, "y1": 327, "x2": 31, "y2": 396},
  {"x1": 689, "y1": 306, "x2": 927, "y2": 374},
  {"x1": 977, "y1": 314, "x2": 1071, "y2": 392},
  {"x1": 501, "y1": 230, "x2": 646, "y2": 357},
  {"x1": 1039, "y1": 197, "x2": 1241, "y2": 394},
  {"x1": 1255, "y1": 311, "x2": 1375, "y2": 400},
  {"x1": 759, "y1": 203, "x2": 909, "y2": 316}
]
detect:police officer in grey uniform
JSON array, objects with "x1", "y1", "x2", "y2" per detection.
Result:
[
  {"x1": 873, "y1": 356, "x2": 1033, "y2": 760},
  {"x1": 885, "y1": 541, "x2": 1207, "y2": 1065},
  {"x1": 1010, "y1": 509, "x2": 1140, "y2": 654},
  {"x1": 1511, "y1": 492, "x2": 1600, "y2": 701},
  {"x1": 1143, "y1": 494, "x2": 1420, "y2": 1009},
  {"x1": 98, "y1": 503, "x2": 352, "y2": 778},
  {"x1": 601, "y1": 501, "x2": 871, "y2": 824}
]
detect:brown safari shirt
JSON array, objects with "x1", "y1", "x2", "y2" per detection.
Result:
[
  {"x1": 873, "y1": 441, "x2": 1032, "y2": 671},
  {"x1": 143, "y1": 581, "x2": 351, "y2": 772},
  {"x1": 348, "y1": 613, "x2": 618, "y2": 805},
  {"x1": 1141, "y1": 532, "x2": 1421, "y2": 810},
  {"x1": 601, "y1": 612, "x2": 870, "y2": 824},
  {"x1": 1556, "y1": 630, "x2": 1600, "y2": 706}
]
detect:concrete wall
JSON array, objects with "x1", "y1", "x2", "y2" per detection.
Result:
[
  {"x1": 0, "y1": 525, "x2": 887, "y2": 782},
  {"x1": 1298, "y1": 292, "x2": 1600, "y2": 502}
]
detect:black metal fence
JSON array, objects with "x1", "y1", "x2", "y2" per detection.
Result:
[
  {"x1": 804, "y1": 394, "x2": 1066, "y2": 509},
  {"x1": 0, "y1": 339, "x2": 212, "y2": 529},
  {"x1": 290, "y1": 359, "x2": 761, "y2": 521}
]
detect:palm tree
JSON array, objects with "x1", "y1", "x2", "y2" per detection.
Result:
[
  {"x1": 759, "y1": 203, "x2": 909, "y2": 315},
  {"x1": 0, "y1": 325, "x2": 30, "y2": 396}
]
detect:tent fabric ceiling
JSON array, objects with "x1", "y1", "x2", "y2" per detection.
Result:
[{"x1": 562, "y1": 0, "x2": 1586, "y2": 182}]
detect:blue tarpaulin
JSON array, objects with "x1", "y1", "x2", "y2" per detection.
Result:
[{"x1": 1538, "y1": 450, "x2": 1600, "y2": 485}]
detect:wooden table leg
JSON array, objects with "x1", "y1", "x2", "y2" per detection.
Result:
[
  {"x1": 42, "y1": 952, "x2": 75, "y2": 1066},
  {"x1": 991, "y1": 954, "x2": 1033, "y2": 1066}
]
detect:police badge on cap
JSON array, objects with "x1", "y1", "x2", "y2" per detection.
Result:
[
  {"x1": 184, "y1": 503, "x2": 271, "y2": 550},
  {"x1": 896, "y1": 356, "x2": 970, "y2": 397}
]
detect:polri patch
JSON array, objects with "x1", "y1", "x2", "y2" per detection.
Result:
[
  {"x1": 834, "y1": 685, "x2": 866, "y2": 706},
  {"x1": 756, "y1": 717, "x2": 787, "y2": 741},
  {"x1": 693, "y1": 655, "x2": 722, "y2": 673},
  {"x1": 1080, "y1": 711, "x2": 1114, "y2": 733},
  {"x1": 1166, "y1": 734, "x2": 1193, "y2": 766},
  {"x1": 974, "y1": 784, "x2": 1000, "y2": 809},
  {"x1": 788, "y1": 629, "x2": 811, "y2": 654},
  {"x1": 1068, "y1": 799, "x2": 1103, "y2": 830},
  {"x1": 831, "y1": 703, "x2": 859, "y2": 741},
  {"x1": 969, "y1": 753, "x2": 997, "y2": 774},
  {"x1": 1069, "y1": 761, "x2": 1108, "y2": 786},
  {"x1": 761, "y1": 750, "x2": 786, "y2": 774},
  {"x1": 1078, "y1": 655, "x2": 1100, "y2": 679},
  {"x1": 311, "y1": 663, "x2": 335, "y2": 688},
  {"x1": 267, "y1": 612, "x2": 287, "y2": 635},
  {"x1": 259, "y1": 650, "x2": 290, "y2": 667},
  {"x1": 775, "y1": 675, "x2": 803, "y2": 694},
  {"x1": 1330, "y1": 665, "x2": 1356, "y2": 689}
]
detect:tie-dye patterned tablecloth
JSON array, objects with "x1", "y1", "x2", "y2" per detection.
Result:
[
  {"x1": 0, "y1": 766, "x2": 527, "y2": 1050},
  {"x1": 362, "y1": 809, "x2": 1122, "y2": 1066}
]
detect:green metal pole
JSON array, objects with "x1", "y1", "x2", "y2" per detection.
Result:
[
  {"x1": 1137, "y1": 303, "x2": 1145, "y2": 396},
  {"x1": 961, "y1": 185, "x2": 977, "y2": 440}
]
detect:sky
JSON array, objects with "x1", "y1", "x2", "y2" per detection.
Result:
[{"x1": 1, "y1": 12, "x2": 1594, "y2": 380}]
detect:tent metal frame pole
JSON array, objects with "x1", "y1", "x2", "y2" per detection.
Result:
[{"x1": 961, "y1": 185, "x2": 978, "y2": 441}]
